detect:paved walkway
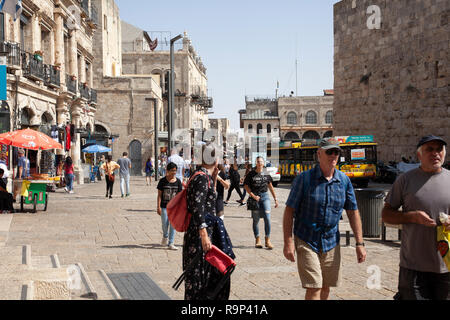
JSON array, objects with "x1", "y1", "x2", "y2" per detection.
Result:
[{"x1": 4, "y1": 177, "x2": 401, "y2": 300}]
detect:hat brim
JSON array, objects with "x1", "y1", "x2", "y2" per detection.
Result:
[
  {"x1": 417, "y1": 138, "x2": 447, "y2": 149},
  {"x1": 321, "y1": 145, "x2": 342, "y2": 150}
]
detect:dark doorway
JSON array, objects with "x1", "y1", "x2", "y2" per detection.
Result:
[{"x1": 129, "y1": 140, "x2": 142, "y2": 176}]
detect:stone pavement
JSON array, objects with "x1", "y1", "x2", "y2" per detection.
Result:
[{"x1": 3, "y1": 176, "x2": 401, "y2": 300}]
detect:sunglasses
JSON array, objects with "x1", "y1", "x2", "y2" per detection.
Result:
[{"x1": 325, "y1": 149, "x2": 340, "y2": 156}]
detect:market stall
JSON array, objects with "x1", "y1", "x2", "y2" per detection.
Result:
[{"x1": 0, "y1": 128, "x2": 63, "y2": 213}]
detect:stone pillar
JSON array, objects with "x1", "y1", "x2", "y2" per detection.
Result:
[
  {"x1": 31, "y1": 14, "x2": 41, "y2": 53},
  {"x1": 79, "y1": 55, "x2": 86, "y2": 84},
  {"x1": 69, "y1": 29, "x2": 78, "y2": 79},
  {"x1": 54, "y1": 12, "x2": 65, "y2": 85}
]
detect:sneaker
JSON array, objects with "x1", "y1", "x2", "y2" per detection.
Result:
[
  {"x1": 126, "y1": 193, "x2": 130, "y2": 197},
  {"x1": 69, "y1": 191, "x2": 74, "y2": 194},
  {"x1": 64, "y1": 187, "x2": 68, "y2": 193},
  {"x1": 239, "y1": 202, "x2": 246, "y2": 206},
  {"x1": 161, "y1": 237, "x2": 168, "y2": 246},
  {"x1": 121, "y1": 194, "x2": 124, "y2": 198},
  {"x1": 168, "y1": 244, "x2": 178, "y2": 250},
  {"x1": 109, "y1": 195, "x2": 112, "y2": 199}
]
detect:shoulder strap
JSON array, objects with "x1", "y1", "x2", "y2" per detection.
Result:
[{"x1": 187, "y1": 171, "x2": 211, "y2": 188}]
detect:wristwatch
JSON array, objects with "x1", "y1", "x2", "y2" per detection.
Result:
[
  {"x1": 199, "y1": 223, "x2": 208, "y2": 230},
  {"x1": 355, "y1": 242, "x2": 365, "y2": 247}
]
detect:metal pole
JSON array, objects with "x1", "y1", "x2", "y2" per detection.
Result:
[
  {"x1": 146, "y1": 97, "x2": 159, "y2": 181},
  {"x1": 169, "y1": 34, "x2": 183, "y2": 155}
]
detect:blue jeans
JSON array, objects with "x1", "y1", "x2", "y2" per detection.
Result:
[
  {"x1": 120, "y1": 173, "x2": 130, "y2": 195},
  {"x1": 251, "y1": 191, "x2": 271, "y2": 238},
  {"x1": 65, "y1": 174, "x2": 74, "y2": 191},
  {"x1": 161, "y1": 208, "x2": 176, "y2": 245}
]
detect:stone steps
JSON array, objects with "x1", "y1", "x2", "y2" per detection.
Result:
[{"x1": 0, "y1": 244, "x2": 122, "y2": 300}]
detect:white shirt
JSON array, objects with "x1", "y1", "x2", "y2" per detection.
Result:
[
  {"x1": 0, "y1": 163, "x2": 9, "y2": 178},
  {"x1": 168, "y1": 154, "x2": 185, "y2": 180}
]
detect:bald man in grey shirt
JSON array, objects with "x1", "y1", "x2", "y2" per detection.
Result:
[{"x1": 382, "y1": 135, "x2": 450, "y2": 300}]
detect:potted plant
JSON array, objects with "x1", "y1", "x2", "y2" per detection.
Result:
[
  {"x1": 53, "y1": 63, "x2": 61, "y2": 71},
  {"x1": 82, "y1": 82, "x2": 88, "y2": 88},
  {"x1": 34, "y1": 50, "x2": 43, "y2": 61},
  {"x1": 71, "y1": 75, "x2": 77, "y2": 81}
]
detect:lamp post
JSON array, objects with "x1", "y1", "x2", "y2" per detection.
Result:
[
  {"x1": 145, "y1": 97, "x2": 159, "y2": 181},
  {"x1": 168, "y1": 34, "x2": 183, "y2": 156}
]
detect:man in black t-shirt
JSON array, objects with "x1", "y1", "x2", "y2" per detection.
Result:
[{"x1": 157, "y1": 162, "x2": 183, "y2": 250}]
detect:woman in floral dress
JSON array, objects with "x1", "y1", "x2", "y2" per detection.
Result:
[{"x1": 183, "y1": 144, "x2": 235, "y2": 300}]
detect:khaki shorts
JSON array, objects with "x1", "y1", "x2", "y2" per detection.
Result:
[{"x1": 294, "y1": 237, "x2": 341, "y2": 289}]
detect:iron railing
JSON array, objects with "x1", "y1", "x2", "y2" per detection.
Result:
[
  {"x1": 89, "y1": 88, "x2": 97, "y2": 104},
  {"x1": 79, "y1": 82, "x2": 90, "y2": 100},
  {"x1": 0, "y1": 42, "x2": 21, "y2": 66},
  {"x1": 22, "y1": 51, "x2": 45, "y2": 81},
  {"x1": 44, "y1": 64, "x2": 60, "y2": 88},
  {"x1": 66, "y1": 74, "x2": 77, "y2": 94}
]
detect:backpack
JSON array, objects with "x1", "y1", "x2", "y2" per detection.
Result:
[{"x1": 166, "y1": 170, "x2": 211, "y2": 232}]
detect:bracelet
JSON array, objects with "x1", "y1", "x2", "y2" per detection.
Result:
[
  {"x1": 355, "y1": 242, "x2": 365, "y2": 247},
  {"x1": 199, "y1": 223, "x2": 208, "y2": 229}
]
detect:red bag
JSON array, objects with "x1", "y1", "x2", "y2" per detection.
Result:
[
  {"x1": 205, "y1": 245, "x2": 236, "y2": 274},
  {"x1": 166, "y1": 171, "x2": 210, "y2": 232}
]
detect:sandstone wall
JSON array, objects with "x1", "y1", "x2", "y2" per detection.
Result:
[{"x1": 333, "y1": 0, "x2": 449, "y2": 161}]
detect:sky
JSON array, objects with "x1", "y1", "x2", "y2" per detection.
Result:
[{"x1": 115, "y1": 0, "x2": 341, "y2": 130}]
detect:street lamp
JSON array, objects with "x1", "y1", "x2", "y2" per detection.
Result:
[{"x1": 168, "y1": 34, "x2": 183, "y2": 156}]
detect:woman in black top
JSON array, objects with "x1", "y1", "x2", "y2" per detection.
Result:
[
  {"x1": 225, "y1": 161, "x2": 245, "y2": 205},
  {"x1": 244, "y1": 156, "x2": 279, "y2": 249},
  {"x1": 183, "y1": 143, "x2": 235, "y2": 300}
]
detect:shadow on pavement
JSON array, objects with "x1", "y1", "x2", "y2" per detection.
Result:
[{"x1": 103, "y1": 244, "x2": 169, "y2": 250}]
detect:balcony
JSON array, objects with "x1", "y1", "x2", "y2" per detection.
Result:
[
  {"x1": 79, "y1": 82, "x2": 90, "y2": 100},
  {"x1": 89, "y1": 88, "x2": 97, "y2": 105},
  {"x1": 66, "y1": 74, "x2": 77, "y2": 95},
  {"x1": 44, "y1": 65, "x2": 60, "y2": 88},
  {"x1": 0, "y1": 42, "x2": 21, "y2": 67},
  {"x1": 22, "y1": 52, "x2": 45, "y2": 81}
]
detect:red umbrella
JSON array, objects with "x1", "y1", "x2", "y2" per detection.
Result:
[{"x1": 0, "y1": 128, "x2": 63, "y2": 150}]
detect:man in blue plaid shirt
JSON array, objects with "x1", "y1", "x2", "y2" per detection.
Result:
[{"x1": 283, "y1": 137, "x2": 366, "y2": 300}]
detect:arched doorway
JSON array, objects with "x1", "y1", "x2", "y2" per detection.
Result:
[
  {"x1": 302, "y1": 130, "x2": 320, "y2": 140},
  {"x1": 284, "y1": 132, "x2": 300, "y2": 140},
  {"x1": 129, "y1": 140, "x2": 142, "y2": 176},
  {"x1": 323, "y1": 131, "x2": 333, "y2": 138}
]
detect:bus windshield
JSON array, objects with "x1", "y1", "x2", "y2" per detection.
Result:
[{"x1": 339, "y1": 144, "x2": 377, "y2": 164}]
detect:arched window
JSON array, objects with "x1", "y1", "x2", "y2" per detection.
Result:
[
  {"x1": 21, "y1": 108, "x2": 31, "y2": 126},
  {"x1": 248, "y1": 124, "x2": 253, "y2": 133},
  {"x1": 287, "y1": 112, "x2": 297, "y2": 125},
  {"x1": 267, "y1": 124, "x2": 271, "y2": 134},
  {"x1": 325, "y1": 111, "x2": 333, "y2": 124},
  {"x1": 257, "y1": 123, "x2": 263, "y2": 134},
  {"x1": 323, "y1": 131, "x2": 333, "y2": 138},
  {"x1": 306, "y1": 111, "x2": 317, "y2": 124}
]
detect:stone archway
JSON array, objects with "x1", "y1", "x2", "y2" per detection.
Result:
[
  {"x1": 284, "y1": 132, "x2": 300, "y2": 140},
  {"x1": 302, "y1": 130, "x2": 320, "y2": 140}
]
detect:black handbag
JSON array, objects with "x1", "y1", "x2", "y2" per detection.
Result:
[{"x1": 246, "y1": 196, "x2": 260, "y2": 210}]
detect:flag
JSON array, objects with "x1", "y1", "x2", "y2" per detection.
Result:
[{"x1": 0, "y1": 0, "x2": 22, "y2": 21}]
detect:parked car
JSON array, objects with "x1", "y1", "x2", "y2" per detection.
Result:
[{"x1": 237, "y1": 162, "x2": 281, "y2": 187}]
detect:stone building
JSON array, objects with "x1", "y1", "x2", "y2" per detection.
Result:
[
  {"x1": 1, "y1": 0, "x2": 98, "y2": 183},
  {"x1": 333, "y1": 0, "x2": 449, "y2": 162},
  {"x1": 121, "y1": 27, "x2": 212, "y2": 140},
  {"x1": 278, "y1": 91, "x2": 334, "y2": 141},
  {"x1": 239, "y1": 91, "x2": 333, "y2": 143},
  {"x1": 208, "y1": 117, "x2": 230, "y2": 155},
  {"x1": 91, "y1": 0, "x2": 162, "y2": 175}
]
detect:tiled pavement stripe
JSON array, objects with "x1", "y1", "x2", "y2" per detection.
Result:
[{"x1": 107, "y1": 272, "x2": 171, "y2": 300}]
